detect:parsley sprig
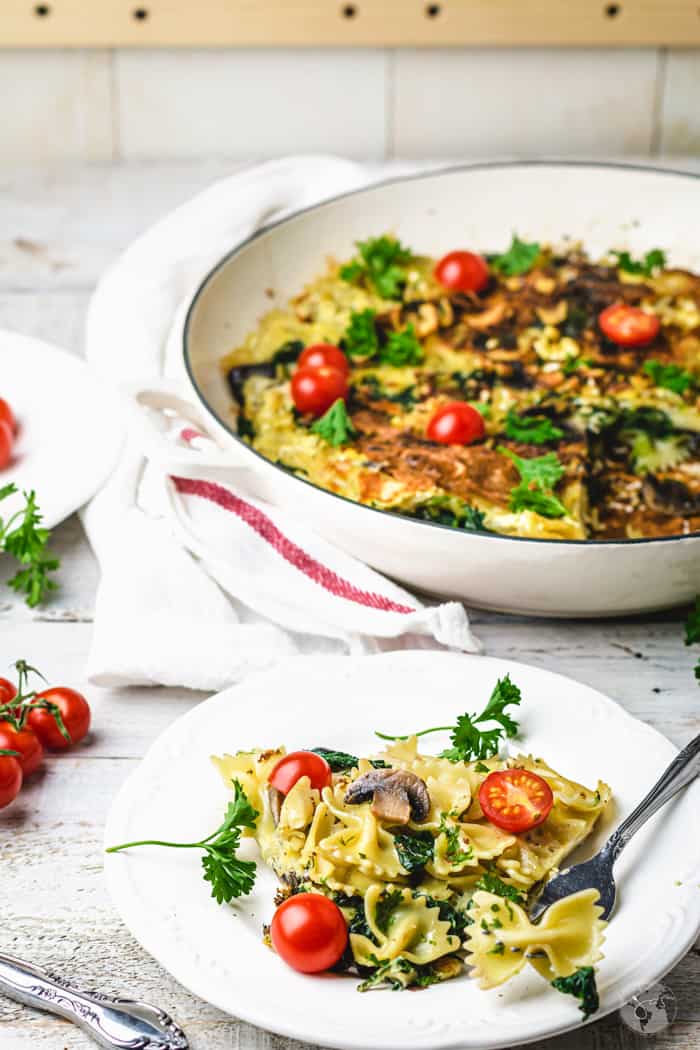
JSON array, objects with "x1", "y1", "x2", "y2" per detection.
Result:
[
  {"x1": 340, "y1": 236, "x2": 413, "y2": 300},
  {"x1": 106, "y1": 780, "x2": 258, "y2": 905},
  {"x1": 643, "y1": 359, "x2": 695, "y2": 396},
  {"x1": 375, "y1": 675, "x2": 521, "y2": 762},
  {"x1": 343, "y1": 308, "x2": 380, "y2": 361},
  {"x1": 381, "y1": 323, "x2": 424, "y2": 366},
  {"x1": 311, "y1": 399, "x2": 356, "y2": 447},
  {"x1": 684, "y1": 596, "x2": 700, "y2": 684},
  {"x1": 504, "y1": 408, "x2": 564, "y2": 445},
  {"x1": 491, "y1": 235, "x2": 541, "y2": 277},
  {"x1": 341, "y1": 309, "x2": 424, "y2": 366},
  {"x1": 613, "y1": 248, "x2": 666, "y2": 277},
  {"x1": 0, "y1": 485, "x2": 59, "y2": 607},
  {"x1": 500, "y1": 449, "x2": 567, "y2": 519}
]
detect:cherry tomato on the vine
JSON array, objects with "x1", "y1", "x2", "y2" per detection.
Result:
[
  {"x1": 269, "y1": 751, "x2": 333, "y2": 796},
  {"x1": 599, "y1": 303, "x2": 660, "y2": 347},
  {"x1": 0, "y1": 722, "x2": 43, "y2": 777},
  {"x1": 271, "y1": 893, "x2": 348, "y2": 973},
  {"x1": 291, "y1": 366, "x2": 348, "y2": 418},
  {"x1": 0, "y1": 678, "x2": 17, "y2": 706},
  {"x1": 479, "y1": 769, "x2": 554, "y2": 833},
  {"x1": 27, "y1": 687, "x2": 91, "y2": 750},
  {"x1": 0, "y1": 399, "x2": 16, "y2": 434},
  {"x1": 0, "y1": 752, "x2": 22, "y2": 809},
  {"x1": 0, "y1": 421, "x2": 13, "y2": 470},
  {"x1": 434, "y1": 251, "x2": 490, "y2": 293},
  {"x1": 298, "y1": 344, "x2": 349, "y2": 376},
  {"x1": 426, "y1": 401, "x2": 486, "y2": 445}
]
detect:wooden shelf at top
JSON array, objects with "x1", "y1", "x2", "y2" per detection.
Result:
[{"x1": 4, "y1": 0, "x2": 700, "y2": 47}]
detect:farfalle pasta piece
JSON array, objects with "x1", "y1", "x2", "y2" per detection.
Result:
[
  {"x1": 464, "y1": 889, "x2": 606, "y2": 989},
  {"x1": 350, "y1": 885, "x2": 461, "y2": 967},
  {"x1": 318, "y1": 789, "x2": 405, "y2": 880}
]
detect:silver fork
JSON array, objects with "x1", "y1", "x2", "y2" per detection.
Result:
[{"x1": 529, "y1": 730, "x2": 700, "y2": 923}]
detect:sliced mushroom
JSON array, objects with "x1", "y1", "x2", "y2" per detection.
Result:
[
  {"x1": 465, "y1": 302, "x2": 507, "y2": 330},
  {"x1": 536, "y1": 301, "x2": 568, "y2": 326},
  {"x1": 267, "y1": 784, "x2": 284, "y2": 827},
  {"x1": 344, "y1": 768, "x2": 431, "y2": 825},
  {"x1": 642, "y1": 475, "x2": 700, "y2": 516}
]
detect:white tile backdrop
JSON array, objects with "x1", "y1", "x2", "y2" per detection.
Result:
[{"x1": 0, "y1": 46, "x2": 698, "y2": 161}]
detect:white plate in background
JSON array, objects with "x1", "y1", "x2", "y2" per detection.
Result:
[
  {"x1": 104, "y1": 651, "x2": 700, "y2": 1050},
  {"x1": 0, "y1": 330, "x2": 125, "y2": 528}
]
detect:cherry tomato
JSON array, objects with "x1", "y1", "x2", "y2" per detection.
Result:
[
  {"x1": 298, "y1": 344, "x2": 349, "y2": 376},
  {"x1": 0, "y1": 399, "x2": 16, "y2": 434},
  {"x1": 0, "y1": 421, "x2": 13, "y2": 470},
  {"x1": 599, "y1": 303, "x2": 660, "y2": 347},
  {"x1": 0, "y1": 678, "x2": 17, "y2": 706},
  {"x1": 291, "y1": 366, "x2": 348, "y2": 418},
  {"x1": 435, "y1": 251, "x2": 490, "y2": 293},
  {"x1": 0, "y1": 753, "x2": 22, "y2": 809},
  {"x1": 27, "y1": 687, "x2": 91, "y2": 750},
  {"x1": 479, "y1": 769, "x2": 554, "y2": 833},
  {"x1": 269, "y1": 751, "x2": 333, "y2": 796},
  {"x1": 426, "y1": 401, "x2": 486, "y2": 445},
  {"x1": 271, "y1": 893, "x2": 348, "y2": 973},
  {"x1": 0, "y1": 722, "x2": 43, "y2": 777}
]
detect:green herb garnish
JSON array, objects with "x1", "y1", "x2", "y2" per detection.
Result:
[
  {"x1": 475, "y1": 872, "x2": 526, "y2": 906},
  {"x1": 343, "y1": 308, "x2": 380, "y2": 361},
  {"x1": 501, "y1": 449, "x2": 568, "y2": 519},
  {"x1": 375, "y1": 675, "x2": 521, "y2": 762},
  {"x1": 340, "y1": 236, "x2": 413, "y2": 300},
  {"x1": 491, "y1": 235, "x2": 541, "y2": 277},
  {"x1": 438, "y1": 814, "x2": 473, "y2": 867},
  {"x1": 380, "y1": 324, "x2": 424, "y2": 367},
  {"x1": 375, "y1": 888, "x2": 404, "y2": 933},
  {"x1": 551, "y1": 966, "x2": 600, "y2": 1019},
  {"x1": 613, "y1": 248, "x2": 666, "y2": 277},
  {"x1": 643, "y1": 359, "x2": 694, "y2": 396},
  {"x1": 504, "y1": 408, "x2": 564, "y2": 445},
  {"x1": 0, "y1": 484, "x2": 59, "y2": 607},
  {"x1": 106, "y1": 780, "x2": 258, "y2": 905},
  {"x1": 311, "y1": 399, "x2": 356, "y2": 446}
]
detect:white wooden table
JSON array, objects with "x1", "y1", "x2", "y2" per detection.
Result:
[{"x1": 0, "y1": 160, "x2": 698, "y2": 1050}]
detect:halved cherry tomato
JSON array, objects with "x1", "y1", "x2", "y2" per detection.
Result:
[
  {"x1": 27, "y1": 687, "x2": 91, "y2": 750},
  {"x1": 435, "y1": 251, "x2": 489, "y2": 293},
  {"x1": 0, "y1": 722, "x2": 43, "y2": 777},
  {"x1": 479, "y1": 769, "x2": 554, "y2": 833},
  {"x1": 599, "y1": 303, "x2": 660, "y2": 347},
  {"x1": 0, "y1": 399, "x2": 16, "y2": 434},
  {"x1": 0, "y1": 752, "x2": 22, "y2": 809},
  {"x1": 269, "y1": 751, "x2": 332, "y2": 796},
  {"x1": 0, "y1": 421, "x2": 13, "y2": 470},
  {"x1": 0, "y1": 678, "x2": 17, "y2": 706},
  {"x1": 298, "y1": 344, "x2": 349, "y2": 376},
  {"x1": 426, "y1": 401, "x2": 486, "y2": 445},
  {"x1": 271, "y1": 893, "x2": 348, "y2": 973},
  {"x1": 291, "y1": 366, "x2": 348, "y2": 418}
]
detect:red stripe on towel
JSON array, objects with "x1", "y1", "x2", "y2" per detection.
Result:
[{"x1": 171, "y1": 476, "x2": 416, "y2": 615}]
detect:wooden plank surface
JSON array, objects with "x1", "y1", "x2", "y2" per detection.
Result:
[
  {"x1": 3, "y1": 0, "x2": 700, "y2": 48},
  {"x1": 0, "y1": 159, "x2": 699, "y2": 1049}
]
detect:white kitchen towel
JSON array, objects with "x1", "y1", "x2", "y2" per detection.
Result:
[{"x1": 83, "y1": 155, "x2": 480, "y2": 690}]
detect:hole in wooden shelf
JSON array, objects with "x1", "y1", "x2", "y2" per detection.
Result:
[
  {"x1": 341, "y1": 4, "x2": 357, "y2": 18},
  {"x1": 33, "y1": 4, "x2": 51, "y2": 16},
  {"x1": 133, "y1": 7, "x2": 149, "y2": 20},
  {"x1": 604, "y1": 3, "x2": 621, "y2": 16},
  {"x1": 425, "y1": 3, "x2": 441, "y2": 17}
]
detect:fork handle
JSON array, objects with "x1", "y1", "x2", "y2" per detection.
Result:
[{"x1": 605, "y1": 731, "x2": 700, "y2": 861}]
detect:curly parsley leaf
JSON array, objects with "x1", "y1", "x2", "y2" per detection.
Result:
[
  {"x1": 491, "y1": 235, "x2": 541, "y2": 277},
  {"x1": 643, "y1": 359, "x2": 694, "y2": 396},
  {"x1": 376, "y1": 674, "x2": 521, "y2": 762},
  {"x1": 504, "y1": 408, "x2": 564, "y2": 445},
  {"x1": 311, "y1": 399, "x2": 356, "y2": 447},
  {"x1": 474, "y1": 872, "x2": 526, "y2": 906},
  {"x1": 379, "y1": 323, "x2": 424, "y2": 366},
  {"x1": 343, "y1": 308, "x2": 379, "y2": 361},
  {"x1": 311, "y1": 747, "x2": 359, "y2": 772},
  {"x1": 551, "y1": 966, "x2": 600, "y2": 1019},
  {"x1": 340, "y1": 236, "x2": 413, "y2": 300},
  {"x1": 613, "y1": 248, "x2": 666, "y2": 277},
  {"x1": 393, "y1": 830, "x2": 435, "y2": 873},
  {"x1": 0, "y1": 485, "x2": 59, "y2": 607},
  {"x1": 438, "y1": 813, "x2": 474, "y2": 866},
  {"x1": 501, "y1": 449, "x2": 568, "y2": 519},
  {"x1": 106, "y1": 779, "x2": 258, "y2": 905}
]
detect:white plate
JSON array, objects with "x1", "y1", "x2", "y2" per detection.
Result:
[
  {"x1": 0, "y1": 330, "x2": 125, "y2": 528},
  {"x1": 104, "y1": 652, "x2": 700, "y2": 1050}
]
